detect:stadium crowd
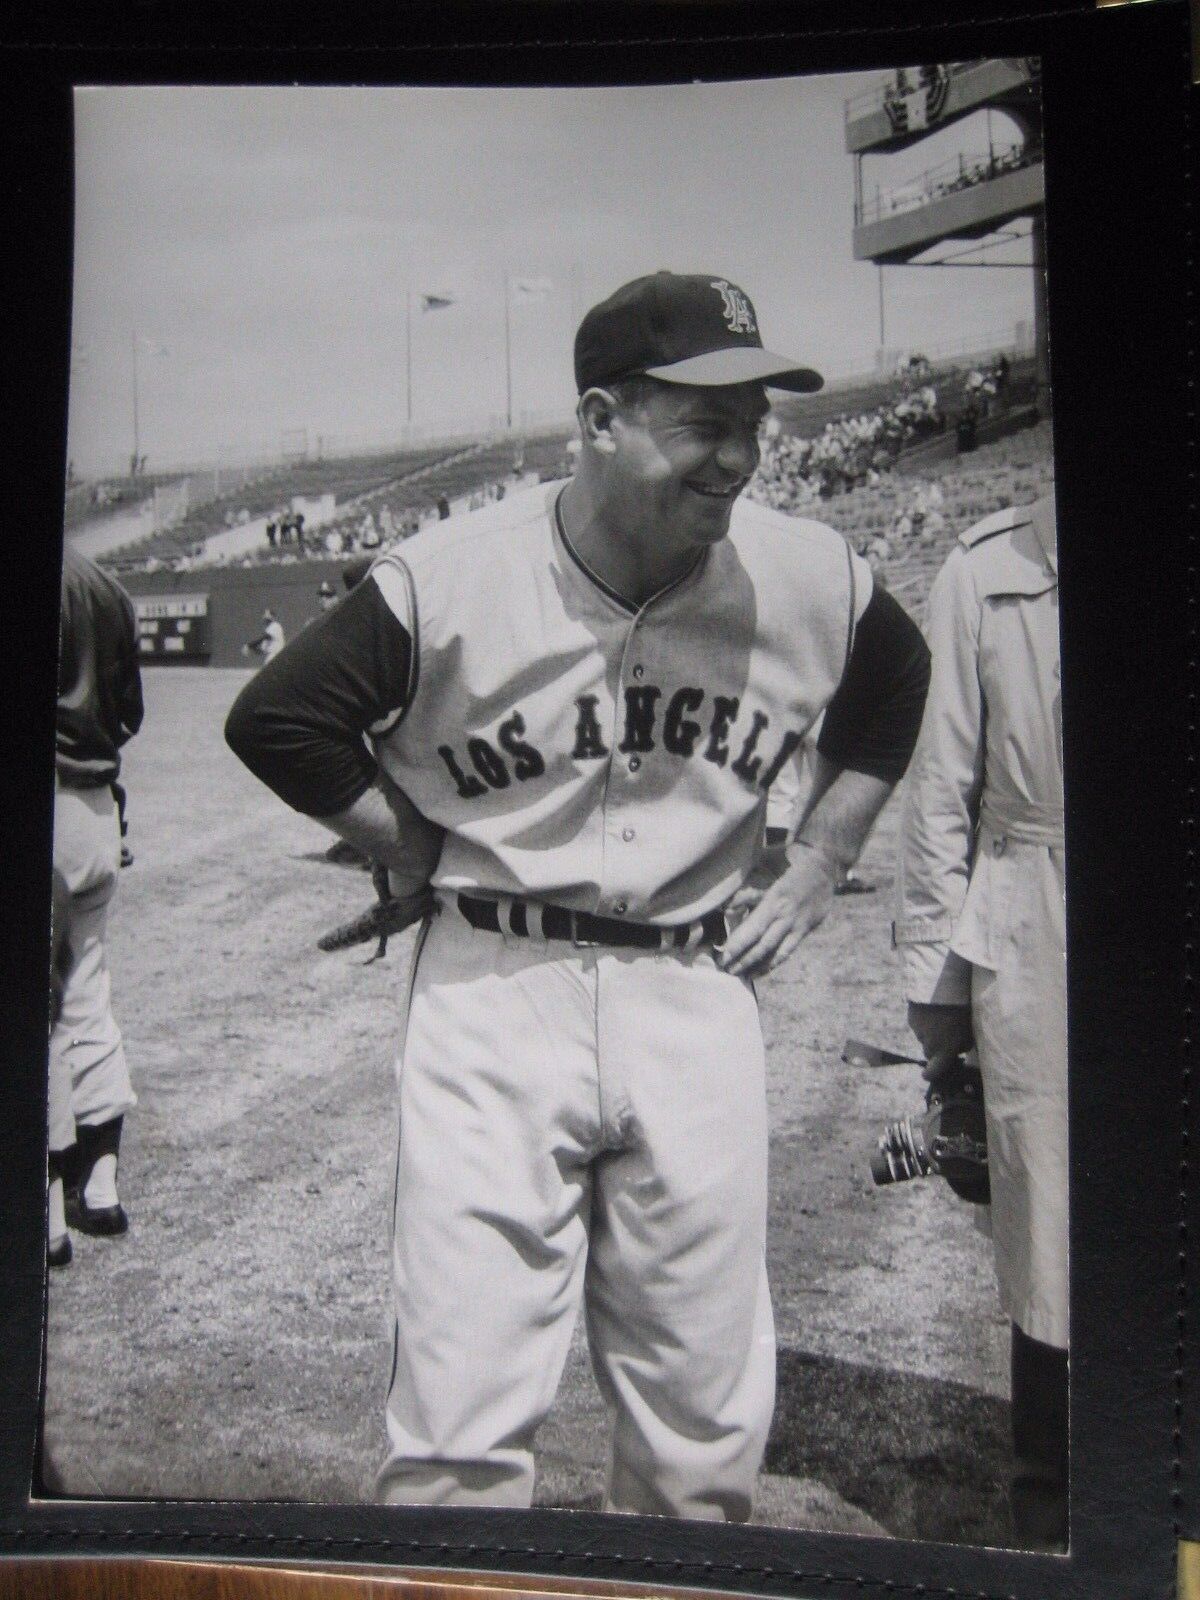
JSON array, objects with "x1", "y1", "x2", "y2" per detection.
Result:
[
  {"x1": 857, "y1": 479, "x2": 948, "y2": 564},
  {"x1": 110, "y1": 359, "x2": 1025, "y2": 579},
  {"x1": 138, "y1": 477, "x2": 517, "y2": 575},
  {"x1": 963, "y1": 352, "x2": 1011, "y2": 419},
  {"x1": 746, "y1": 379, "x2": 944, "y2": 512},
  {"x1": 263, "y1": 477, "x2": 513, "y2": 563}
]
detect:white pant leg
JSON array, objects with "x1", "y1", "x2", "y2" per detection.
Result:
[
  {"x1": 586, "y1": 950, "x2": 775, "y2": 1522},
  {"x1": 972, "y1": 842, "x2": 1068, "y2": 1350},
  {"x1": 50, "y1": 787, "x2": 136, "y2": 1131},
  {"x1": 377, "y1": 915, "x2": 601, "y2": 1507},
  {"x1": 47, "y1": 1027, "x2": 75, "y2": 1155}
]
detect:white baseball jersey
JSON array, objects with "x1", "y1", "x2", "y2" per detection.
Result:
[{"x1": 364, "y1": 481, "x2": 873, "y2": 924}]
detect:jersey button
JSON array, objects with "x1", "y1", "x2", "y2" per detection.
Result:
[
  {"x1": 622, "y1": 827, "x2": 635, "y2": 841},
  {"x1": 613, "y1": 900, "x2": 628, "y2": 915},
  {"x1": 628, "y1": 755, "x2": 641, "y2": 772},
  {"x1": 632, "y1": 664, "x2": 645, "y2": 680}
]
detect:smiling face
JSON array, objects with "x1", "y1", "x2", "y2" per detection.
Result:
[{"x1": 603, "y1": 377, "x2": 770, "y2": 560}]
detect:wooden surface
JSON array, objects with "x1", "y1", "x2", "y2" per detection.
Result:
[
  {"x1": 10, "y1": 1546, "x2": 1200, "y2": 1600},
  {"x1": 1181, "y1": 1540, "x2": 1200, "y2": 1600},
  {"x1": 0, "y1": 1561, "x2": 740, "y2": 1600}
]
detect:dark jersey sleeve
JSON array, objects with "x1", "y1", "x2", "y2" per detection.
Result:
[
  {"x1": 224, "y1": 571, "x2": 414, "y2": 818},
  {"x1": 57, "y1": 550, "x2": 146, "y2": 785},
  {"x1": 816, "y1": 583, "x2": 931, "y2": 784},
  {"x1": 116, "y1": 588, "x2": 145, "y2": 745}
]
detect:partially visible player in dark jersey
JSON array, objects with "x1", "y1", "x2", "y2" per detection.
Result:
[{"x1": 49, "y1": 546, "x2": 144, "y2": 1265}]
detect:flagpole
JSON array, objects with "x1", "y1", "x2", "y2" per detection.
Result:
[
  {"x1": 877, "y1": 267, "x2": 886, "y2": 353},
  {"x1": 131, "y1": 329, "x2": 140, "y2": 477},
  {"x1": 406, "y1": 291, "x2": 413, "y2": 427},
  {"x1": 503, "y1": 271, "x2": 513, "y2": 430}
]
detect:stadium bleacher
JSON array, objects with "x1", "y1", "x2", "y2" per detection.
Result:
[
  {"x1": 90, "y1": 349, "x2": 1035, "y2": 579},
  {"x1": 64, "y1": 469, "x2": 195, "y2": 534},
  {"x1": 772, "y1": 354, "x2": 1035, "y2": 441},
  {"x1": 828, "y1": 418, "x2": 1054, "y2": 619},
  {"x1": 748, "y1": 352, "x2": 1036, "y2": 511},
  {"x1": 101, "y1": 444, "x2": 482, "y2": 571},
  {"x1": 95, "y1": 426, "x2": 579, "y2": 574}
]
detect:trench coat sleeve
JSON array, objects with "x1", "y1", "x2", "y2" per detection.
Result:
[{"x1": 895, "y1": 546, "x2": 985, "y2": 1006}]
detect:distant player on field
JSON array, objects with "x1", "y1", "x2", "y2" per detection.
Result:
[{"x1": 242, "y1": 609, "x2": 285, "y2": 665}]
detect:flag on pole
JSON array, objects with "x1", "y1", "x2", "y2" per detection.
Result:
[
  {"x1": 420, "y1": 294, "x2": 455, "y2": 313},
  {"x1": 511, "y1": 276, "x2": 554, "y2": 301}
]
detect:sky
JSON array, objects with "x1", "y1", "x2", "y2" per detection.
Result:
[{"x1": 67, "y1": 73, "x2": 1038, "y2": 477}]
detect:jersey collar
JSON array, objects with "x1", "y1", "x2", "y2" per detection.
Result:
[{"x1": 552, "y1": 486, "x2": 708, "y2": 618}]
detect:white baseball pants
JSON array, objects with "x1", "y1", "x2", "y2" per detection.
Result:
[
  {"x1": 48, "y1": 785, "x2": 136, "y2": 1153},
  {"x1": 377, "y1": 905, "x2": 775, "y2": 1520}
]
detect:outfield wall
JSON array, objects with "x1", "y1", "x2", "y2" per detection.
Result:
[{"x1": 121, "y1": 560, "x2": 351, "y2": 669}]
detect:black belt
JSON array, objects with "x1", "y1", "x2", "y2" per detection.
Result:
[{"x1": 456, "y1": 893, "x2": 729, "y2": 952}]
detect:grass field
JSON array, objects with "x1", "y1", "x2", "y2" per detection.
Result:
[{"x1": 43, "y1": 663, "x2": 1013, "y2": 1546}]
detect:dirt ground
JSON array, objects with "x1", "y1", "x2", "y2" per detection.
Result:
[{"x1": 42, "y1": 665, "x2": 1012, "y2": 1546}]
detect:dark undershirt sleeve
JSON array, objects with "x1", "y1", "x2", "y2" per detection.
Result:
[
  {"x1": 117, "y1": 591, "x2": 146, "y2": 743},
  {"x1": 224, "y1": 571, "x2": 414, "y2": 818},
  {"x1": 816, "y1": 583, "x2": 931, "y2": 784}
]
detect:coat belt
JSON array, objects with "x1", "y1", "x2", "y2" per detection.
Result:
[{"x1": 979, "y1": 798, "x2": 1065, "y2": 849}]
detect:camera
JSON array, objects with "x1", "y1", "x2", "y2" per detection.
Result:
[{"x1": 870, "y1": 1055, "x2": 990, "y2": 1204}]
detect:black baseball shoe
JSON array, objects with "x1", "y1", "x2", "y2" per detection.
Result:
[
  {"x1": 65, "y1": 1191, "x2": 129, "y2": 1237},
  {"x1": 47, "y1": 1234, "x2": 73, "y2": 1269}
]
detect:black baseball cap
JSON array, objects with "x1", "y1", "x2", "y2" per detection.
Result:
[{"x1": 574, "y1": 271, "x2": 824, "y2": 395}]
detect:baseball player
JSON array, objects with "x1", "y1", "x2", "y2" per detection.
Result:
[
  {"x1": 243, "y1": 609, "x2": 285, "y2": 664},
  {"x1": 49, "y1": 545, "x2": 145, "y2": 1262},
  {"x1": 226, "y1": 271, "x2": 930, "y2": 1519},
  {"x1": 895, "y1": 488, "x2": 1067, "y2": 1548},
  {"x1": 46, "y1": 864, "x2": 73, "y2": 1266}
]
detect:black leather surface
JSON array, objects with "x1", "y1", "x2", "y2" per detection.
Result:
[{"x1": 0, "y1": 4, "x2": 1193, "y2": 1596}]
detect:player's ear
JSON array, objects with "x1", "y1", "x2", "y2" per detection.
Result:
[{"x1": 578, "y1": 387, "x2": 620, "y2": 456}]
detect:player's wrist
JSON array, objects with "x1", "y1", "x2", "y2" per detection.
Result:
[
  {"x1": 787, "y1": 835, "x2": 842, "y2": 884},
  {"x1": 385, "y1": 870, "x2": 435, "y2": 902}
]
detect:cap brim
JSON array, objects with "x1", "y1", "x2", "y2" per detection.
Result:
[{"x1": 642, "y1": 346, "x2": 824, "y2": 393}]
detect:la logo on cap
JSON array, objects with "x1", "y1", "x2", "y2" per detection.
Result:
[
  {"x1": 573, "y1": 270, "x2": 823, "y2": 393},
  {"x1": 710, "y1": 279, "x2": 757, "y2": 337}
]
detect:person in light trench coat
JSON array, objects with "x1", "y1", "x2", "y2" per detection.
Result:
[{"x1": 895, "y1": 487, "x2": 1067, "y2": 1550}]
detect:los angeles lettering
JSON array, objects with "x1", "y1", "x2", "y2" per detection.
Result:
[{"x1": 436, "y1": 690, "x2": 802, "y2": 799}]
